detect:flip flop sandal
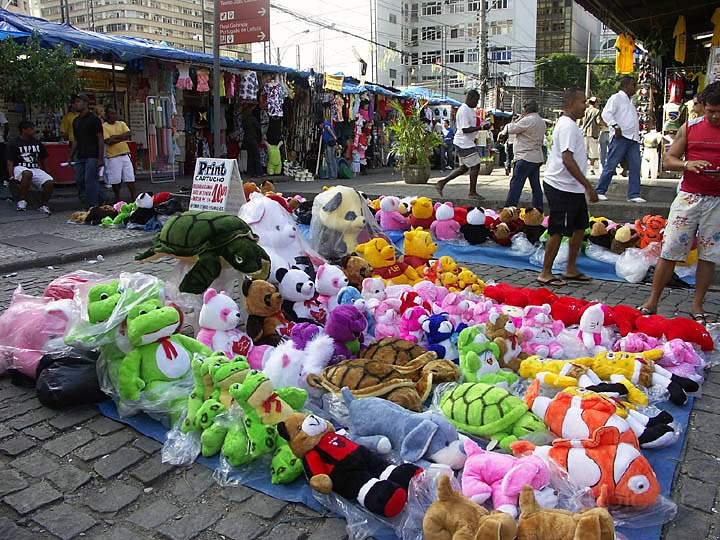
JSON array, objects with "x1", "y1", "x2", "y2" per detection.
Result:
[
  {"x1": 562, "y1": 273, "x2": 592, "y2": 282},
  {"x1": 536, "y1": 277, "x2": 566, "y2": 287},
  {"x1": 692, "y1": 313, "x2": 711, "y2": 326},
  {"x1": 637, "y1": 306, "x2": 656, "y2": 316}
]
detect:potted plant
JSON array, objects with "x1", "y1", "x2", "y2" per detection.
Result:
[{"x1": 387, "y1": 101, "x2": 443, "y2": 184}]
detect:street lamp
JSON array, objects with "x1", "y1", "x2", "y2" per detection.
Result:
[{"x1": 274, "y1": 29, "x2": 311, "y2": 66}]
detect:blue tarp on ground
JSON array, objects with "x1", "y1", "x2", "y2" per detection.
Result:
[{"x1": 98, "y1": 395, "x2": 692, "y2": 540}]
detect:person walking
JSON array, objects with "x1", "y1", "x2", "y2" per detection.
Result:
[
  {"x1": 71, "y1": 94, "x2": 104, "y2": 208},
  {"x1": 639, "y1": 82, "x2": 720, "y2": 324},
  {"x1": 442, "y1": 119, "x2": 455, "y2": 170},
  {"x1": 501, "y1": 99, "x2": 546, "y2": 210},
  {"x1": 242, "y1": 105, "x2": 262, "y2": 178},
  {"x1": 103, "y1": 107, "x2": 136, "y2": 203},
  {"x1": 6, "y1": 120, "x2": 54, "y2": 214},
  {"x1": 436, "y1": 89, "x2": 483, "y2": 199},
  {"x1": 537, "y1": 88, "x2": 599, "y2": 286},
  {"x1": 321, "y1": 119, "x2": 339, "y2": 180},
  {"x1": 582, "y1": 97, "x2": 602, "y2": 175},
  {"x1": 596, "y1": 76, "x2": 646, "y2": 203}
]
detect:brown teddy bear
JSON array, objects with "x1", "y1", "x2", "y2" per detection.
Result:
[
  {"x1": 520, "y1": 207, "x2": 546, "y2": 245},
  {"x1": 340, "y1": 255, "x2": 373, "y2": 288},
  {"x1": 423, "y1": 475, "x2": 517, "y2": 540},
  {"x1": 242, "y1": 278, "x2": 291, "y2": 346},
  {"x1": 485, "y1": 312, "x2": 525, "y2": 372},
  {"x1": 277, "y1": 412, "x2": 422, "y2": 518},
  {"x1": 588, "y1": 218, "x2": 614, "y2": 250},
  {"x1": 516, "y1": 485, "x2": 615, "y2": 540}
]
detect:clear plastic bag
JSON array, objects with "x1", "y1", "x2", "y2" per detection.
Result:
[
  {"x1": 609, "y1": 495, "x2": 678, "y2": 528},
  {"x1": 510, "y1": 233, "x2": 535, "y2": 256},
  {"x1": 585, "y1": 243, "x2": 620, "y2": 265},
  {"x1": 313, "y1": 491, "x2": 403, "y2": 540},
  {"x1": 162, "y1": 420, "x2": 201, "y2": 465},
  {"x1": 529, "y1": 243, "x2": 569, "y2": 272},
  {"x1": 43, "y1": 270, "x2": 107, "y2": 300},
  {"x1": 615, "y1": 248, "x2": 652, "y2": 283},
  {"x1": 0, "y1": 286, "x2": 78, "y2": 378}
]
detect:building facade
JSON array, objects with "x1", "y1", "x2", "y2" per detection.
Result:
[
  {"x1": 535, "y1": 0, "x2": 602, "y2": 59},
  {"x1": 34, "y1": 0, "x2": 249, "y2": 57},
  {"x1": 5, "y1": 0, "x2": 33, "y2": 15}
]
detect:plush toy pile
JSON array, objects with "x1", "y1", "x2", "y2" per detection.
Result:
[
  {"x1": 69, "y1": 192, "x2": 183, "y2": 232},
  {"x1": 1, "y1": 189, "x2": 714, "y2": 539}
]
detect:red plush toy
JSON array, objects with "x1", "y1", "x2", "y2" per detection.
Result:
[
  {"x1": 551, "y1": 296, "x2": 588, "y2": 326},
  {"x1": 609, "y1": 305, "x2": 643, "y2": 336},
  {"x1": 454, "y1": 206, "x2": 469, "y2": 226},
  {"x1": 636, "y1": 315, "x2": 714, "y2": 351}
]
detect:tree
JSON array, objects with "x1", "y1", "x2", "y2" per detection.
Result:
[
  {"x1": 590, "y1": 62, "x2": 629, "y2": 101},
  {"x1": 536, "y1": 53, "x2": 585, "y2": 91},
  {"x1": 0, "y1": 37, "x2": 81, "y2": 113}
]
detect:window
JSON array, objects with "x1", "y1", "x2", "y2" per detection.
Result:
[
  {"x1": 466, "y1": 47, "x2": 478, "y2": 62},
  {"x1": 421, "y1": 26, "x2": 440, "y2": 40},
  {"x1": 490, "y1": 47, "x2": 512, "y2": 61},
  {"x1": 467, "y1": 22, "x2": 480, "y2": 37},
  {"x1": 467, "y1": 0, "x2": 481, "y2": 9},
  {"x1": 445, "y1": 49, "x2": 464, "y2": 63},
  {"x1": 489, "y1": 19, "x2": 512, "y2": 35},
  {"x1": 486, "y1": 0, "x2": 509, "y2": 8},
  {"x1": 421, "y1": 50, "x2": 441, "y2": 64},
  {"x1": 449, "y1": 25, "x2": 465, "y2": 39},
  {"x1": 389, "y1": 68, "x2": 397, "y2": 79},
  {"x1": 409, "y1": 28, "x2": 418, "y2": 46},
  {"x1": 422, "y1": 1, "x2": 441, "y2": 15},
  {"x1": 389, "y1": 13, "x2": 397, "y2": 24},
  {"x1": 446, "y1": 0, "x2": 464, "y2": 14},
  {"x1": 448, "y1": 76, "x2": 464, "y2": 88},
  {"x1": 409, "y1": 2, "x2": 419, "y2": 21},
  {"x1": 411, "y1": 52, "x2": 419, "y2": 65}
]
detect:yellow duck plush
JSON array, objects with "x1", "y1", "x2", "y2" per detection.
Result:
[{"x1": 356, "y1": 237, "x2": 421, "y2": 285}]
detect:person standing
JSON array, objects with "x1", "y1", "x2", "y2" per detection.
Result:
[
  {"x1": 321, "y1": 119, "x2": 339, "y2": 180},
  {"x1": 60, "y1": 104, "x2": 78, "y2": 143},
  {"x1": 435, "y1": 90, "x2": 483, "y2": 199},
  {"x1": 503, "y1": 116, "x2": 517, "y2": 175},
  {"x1": 640, "y1": 82, "x2": 720, "y2": 324},
  {"x1": 71, "y1": 94, "x2": 104, "y2": 208},
  {"x1": 0, "y1": 108, "x2": 8, "y2": 185},
  {"x1": 502, "y1": 99, "x2": 546, "y2": 210},
  {"x1": 537, "y1": 88, "x2": 599, "y2": 286},
  {"x1": 582, "y1": 97, "x2": 602, "y2": 175},
  {"x1": 103, "y1": 107, "x2": 136, "y2": 202},
  {"x1": 6, "y1": 120, "x2": 54, "y2": 214},
  {"x1": 596, "y1": 77, "x2": 646, "y2": 203},
  {"x1": 442, "y1": 119, "x2": 455, "y2": 170}
]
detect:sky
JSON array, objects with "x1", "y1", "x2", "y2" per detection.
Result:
[{"x1": 251, "y1": 0, "x2": 374, "y2": 79}]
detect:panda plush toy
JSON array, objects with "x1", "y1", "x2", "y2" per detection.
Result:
[
  {"x1": 275, "y1": 267, "x2": 327, "y2": 325},
  {"x1": 460, "y1": 207, "x2": 491, "y2": 245},
  {"x1": 128, "y1": 192, "x2": 156, "y2": 225}
]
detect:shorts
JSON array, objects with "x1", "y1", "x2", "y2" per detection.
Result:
[
  {"x1": 585, "y1": 136, "x2": 600, "y2": 160},
  {"x1": 543, "y1": 181, "x2": 589, "y2": 236},
  {"x1": 105, "y1": 154, "x2": 135, "y2": 185},
  {"x1": 13, "y1": 166, "x2": 53, "y2": 189},
  {"x1": 661, "y1": 191, "x2": 720, "y2": 264},
  {"x1": 455, "y1": 145, "x2": 481, "y2": 168}
]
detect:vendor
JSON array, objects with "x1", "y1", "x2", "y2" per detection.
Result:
[
  {"x1": 103, "y1": 106, "x2": 136, "y2": 203},
  {"x1": 6, "y1": 120, "x2": 54, "y2": 215}
]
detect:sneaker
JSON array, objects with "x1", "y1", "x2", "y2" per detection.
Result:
[
  {"x1": 16, "y1": 200, "x2": 27, "y2": 211},
  {"x1": 597, "y1": 194, "x2": 608, "y2": 201},
  {"x1": 628, "y1": 197, "x2": 647, "y2": 203},
  {"x1": 39, "y1": 205, "x2": 51, "y2": 215}
]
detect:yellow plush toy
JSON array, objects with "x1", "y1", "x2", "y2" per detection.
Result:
[
  {"x1": 403, "y1": 228, "x2": 438, "y2": 271},
  {"x1": 409, "y1": 197, "x2": 435, "y2": 229},
  {"x1": 456, "y1": 269, "x2": 485, "y2": 294},
  {"x1": 356, "y1": 237, "x2": 421, "y2": 285}
]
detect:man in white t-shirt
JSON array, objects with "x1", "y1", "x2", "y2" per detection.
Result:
[
  {"x1": 538, "y1": 88, "x2": 599, "y2": 286},
  {"x1": 436, "y1": 89, "x2": 484, "y2": 199}
]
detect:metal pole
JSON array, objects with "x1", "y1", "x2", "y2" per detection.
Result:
[
  {"x1": 212, "y1": 0, "x2": 221, "y2": 156},
  {"x1": 296, "y1": 44, "x2": 300, "y2": 70},
  {"x1": 201, "y1": 0, "x2": 206, "y2": 53},
  {"x1": 111, "y1": 58, "x2": 118, "y2": 112},
  {"x1": 479, "y1": 1, "x2": 488, "y2": 108},
  {"x1": 277, "y1": 47, "x2": 281, "y2": 65},
  {"x1": 585, "y1": 33, "x2": 592, "y2": 97}
]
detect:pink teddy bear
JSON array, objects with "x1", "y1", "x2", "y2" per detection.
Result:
[
  {"x1": 612, "y1": 332, "x2": 661, "y2": 353},
  {"x1": 399, "y1": 305, "x2": 430, "y2": 343},
  {"x1": 437, "y1": 292, "x2": 471, "y2": 327},
  {"x1": 469, "y1": 298, "x2": 495, "y2": 325},
  {"x1": 658, "y1": 338, "x2": 705, "y2": 382},
  {"x1": 413, "y1": 280, "x2": 449, "y2": 307},
  {"x1": 430, "y1": 202, "x2": 461, "y2": 241},
  {"x1": 461, "y1": 439, "x2": 557, "y2": 518},
  {"x1": 373, "y1": 299, "x2": 402, "y2": 339},
  {"x1": 376, "y1": 196, "x2": 410, "y2": 231},
  {"x1": 518, "y1": 304, "x2": 565, "y2": 358}
]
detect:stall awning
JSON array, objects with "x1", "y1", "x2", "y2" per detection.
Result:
[
  {"x1": 0, "y1": 20, "x2": 30, "y2": 40},
  {"x1": 399, "y1": 87, "x2": 462, "y2": 106}
]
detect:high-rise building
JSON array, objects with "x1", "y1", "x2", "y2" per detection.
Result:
[
  {"x1": 5, "y1": 0, "x2": 33, "y2": 15},
  {"x1": 535, "y1": 0, "x2": 601, "y2": 59},
  {"x1": 34, "y1": 0, "x2": 249, "y2": 58}
]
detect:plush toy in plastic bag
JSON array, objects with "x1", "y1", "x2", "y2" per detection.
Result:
[
  {"x1": 43, "y1": 270, "x2": 106, "y2": 300},
  {"x1": 585, "y1": 242, "x2": 620, "y2": 265},
  {"x1": 0, "y1": 286, "x2": 78, "y2": 378},
  {"x1": 309, "y1": 186, "x2": 386, "y2": 262},
  {"x1": 616, "y1": 247, "x2": 653, "y2": 283},
  {"x1": 35, "y1": 348, "x2": 107, "y2": 409}
]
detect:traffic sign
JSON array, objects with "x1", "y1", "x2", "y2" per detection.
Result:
[{"x1": 218, "y1": 0, "x2": 270, "y2": 45}]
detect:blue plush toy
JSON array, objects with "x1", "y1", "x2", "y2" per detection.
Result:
[
  {"x1": 337, "y1": 285, "x2": 376, "y2": 340},
  {"x1": 421, "y1": 312, "x2": 465, "y2": 362},
  {"x1": 342, "y1": 388, "x2": 466, "y2": 469}
]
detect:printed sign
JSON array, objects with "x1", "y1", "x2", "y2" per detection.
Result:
[
  {"x1": 189, "y1": 158, "x2": 246, "y2": 214},
  {"x1": 218, "y1": 0, "x2": 270, "y2": 45},
  {"x1": 323, "y1": 74, "x2": 344, "y2": 93}
]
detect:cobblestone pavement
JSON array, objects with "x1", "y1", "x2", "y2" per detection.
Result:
[{"x1": 0, "y1": 251, "x2": 718, "y2": 540}]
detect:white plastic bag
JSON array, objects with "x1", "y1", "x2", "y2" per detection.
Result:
[
  {"x1": 510, "y1": 232, "x2": 535, "y2": 256},
  {"x1": 615, "y1": 248, "x2": 652, "y2": 283},
  {"x1": 585, "y1": 242, "x2": 620, "y2": 264}
]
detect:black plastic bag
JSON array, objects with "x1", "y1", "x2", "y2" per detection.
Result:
[
  {"x1": 35, "y1": 349, "x2": 107, "y2": 409},
  {"x1": 155, "y1": 196, "x2": 183, "y2": 216}
]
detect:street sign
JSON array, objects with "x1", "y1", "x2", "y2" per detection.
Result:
[
  {"x1": 189, "y1": 158, "x2": 246, "y2": 214},
  {"x1": 218, "y1": 0, "x2": 270, "y2": 45}
]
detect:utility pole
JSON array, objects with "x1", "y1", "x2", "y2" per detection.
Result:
[
  {"x1": 479, "y1": 1, "x2": 488, "y2": 108},
  {"x1": 296, "y1": 44, "x2": 300, "y2": 70},
  {"x1": 200, "y1": 0, "x2": 206, "y2": 53},
  {"x1": 585, "y1": 33, "x2": 592, "y2": 97},
  {"x1": 277, "y1": 47, "x2": 281, "y2": 65},
  {"x1": 212, "y1": 0, "x2": 221, "y2": 156}
]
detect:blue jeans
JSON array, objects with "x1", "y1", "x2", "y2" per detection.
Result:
[
  {"x1": 599, "y1": 131, "x2": 609, "y2": 167},
  {"x1": 323, "y1": 144, "x2": 338, "y2": 179},
  {"x1": 596, "y1": 136, "x2": 641, "y2": 198},
  {"x1": 505, "y1": 159, "x2": 543, "y2": 210},
  {"x1": 74, "y1": 158, "x2": 100, "y2": 208}
]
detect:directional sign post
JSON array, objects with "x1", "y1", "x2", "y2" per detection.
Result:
[{"x1": 218, "y1": 0, "x2": 270, "y2": 45}]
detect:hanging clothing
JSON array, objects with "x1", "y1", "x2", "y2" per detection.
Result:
[
  {"x1": 615, "y1": 34, "x2": 635, "y2": 74},
  {"x1": 239, "y1": 71, "x2": 259, "y2": 101},
  {"x1": 668, "y1": 75, "x2": 685, "y2": 104},
  {"x1": 673, "y1": 16, "x2": 686, "y2": 64},
  {"x1": 713, "y1": 8, "x2": 720, "y2": 47},
  {"x1": 176, "y1": 65, "x2": 193, "y2": 90},
  {"x1": 196, "y1": 70, "x2": 210, "y2": 92},
  {"x1": 264, "y1": 81, "x2": 285, "y2": 117}
]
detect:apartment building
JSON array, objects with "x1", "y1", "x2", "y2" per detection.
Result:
[
  {"x1": 35, "y1": 0, "x2": 249, "y2": 57},
  {"x1": 535, "y1": 0, "x2": 601, "y2": 59},
  {"x1": 4, "y1": 0, "x2": 33, "y2": 15}
]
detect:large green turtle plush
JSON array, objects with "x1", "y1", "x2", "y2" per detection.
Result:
[
  {"x1": 136, "y1": 210, "x2": 271, "y2": 294},
  {"x1": 440, "y1": 382, "x2": 546, "y2": 449},
  {"x1": 118, "y1": 298, "x2": 212, "y2": 415}
]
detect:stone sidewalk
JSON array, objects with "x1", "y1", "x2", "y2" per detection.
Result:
[{"x1": 0, "y1": 250, "x2": 718, "y2": 539}]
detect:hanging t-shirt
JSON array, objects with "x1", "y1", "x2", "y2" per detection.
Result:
[
  {"x1": 7, "y1": 136, "x2": 48, "y2": 169},
  {"x1": 615, "y1": 34, "x2": 635, "y2": 74},
  {"x1": 673, "y1": 16, "x2": 686, "y2": 64}
]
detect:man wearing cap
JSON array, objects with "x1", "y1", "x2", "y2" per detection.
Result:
[
  {"x1": 582, "y1": 97, "x2": 603, "y2": 175},
  {"x1": 71, "y1": 94, "x2": 104, "y2": 208}
]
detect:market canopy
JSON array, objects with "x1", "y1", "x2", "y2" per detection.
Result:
[
  {"x1": 399, "y1": 87, "x2": 463, "y2": 107},
  {"x1": 0, "y1": 20, "x2": 30, "y2": 40}
]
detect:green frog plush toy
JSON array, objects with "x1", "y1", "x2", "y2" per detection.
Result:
[
  {"x1": 458, "y1": 325, "x2": 519, "y2": 387},
  {"x1": 118, "y1": 298, "x2": 212, "y2": 412}
]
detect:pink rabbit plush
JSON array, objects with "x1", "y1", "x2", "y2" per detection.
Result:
[
  {"x1": 315, "y1": 263, "x2": 348, "y2": 311},
  {"x1": 613, "y1": 332, "x2": 661, "y2": 353},
  {"x1": 461, "y1": 439, "x2": 556, "y2": 518},
  {"x1": 658, "y1": 338, "x2": 705, "y2": 381},
  {"x1": 399, "y1": 305, "x2": 430, "y2": 343},
  {"x1": 518, "y1": 304, "x2": 565, "y2": 358},
  {"x1": 376, "y1": 196, "x2": 410, "y2": 231},
  {"x1": 438, "y1": 292, "x2": 471, "y2": 327},
  {"x1": 430, "y1": 202, "x2": 461, "y2": 241}
]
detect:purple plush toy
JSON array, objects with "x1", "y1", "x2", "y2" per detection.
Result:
[
  {"x1": 291, "y1": 323, "x2": 322, "y2": 350},
  {"x1": 324, "y1": 305, "x2": 368, "y2": 362}
]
